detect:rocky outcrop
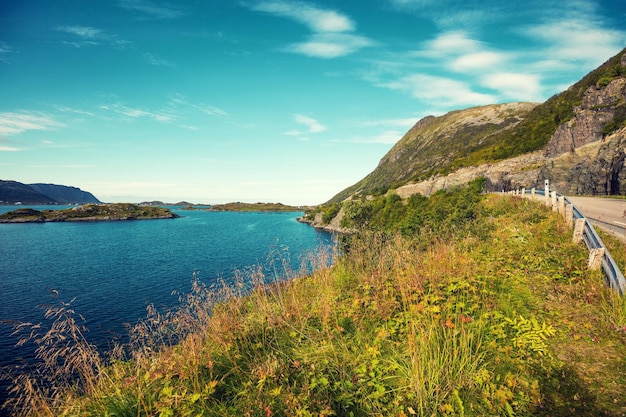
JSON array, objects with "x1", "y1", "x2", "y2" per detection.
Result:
[
  {"x1": 541, "y1": 127, "x2": 626, "y2": 195},
  {"x1": 297, "y1": 208, "x2": 353, "y2": 234},
  {"x1": 544, "y1": 77, "x2": 626, "y2": 157}
]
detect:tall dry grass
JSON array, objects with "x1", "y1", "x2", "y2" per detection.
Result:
[{"x1": 4, "y1": 293, "x2": 109, "y2": 416}]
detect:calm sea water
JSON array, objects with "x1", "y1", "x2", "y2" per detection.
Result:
[{"x1": 0, "y1": 206, "x2": 334, "y2": 410}]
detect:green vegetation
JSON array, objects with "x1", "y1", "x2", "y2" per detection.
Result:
[
  {"x1": 0, "y1": 203, "x2": 178, "y2": 223},
  {"x1": 3, "y1": 182, "x2": 625, "y2": 416},
  {"x1": 208, "y1": 202, "x2": 303, "y2": 212}
]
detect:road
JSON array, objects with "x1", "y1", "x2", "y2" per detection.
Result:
[{"x1": 566, "y1": 196, "x2": 626, "y2": 241}]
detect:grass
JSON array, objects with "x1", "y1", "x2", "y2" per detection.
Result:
[{"x1": 2, "y1": 194, "x2": 626, "y2": 416}]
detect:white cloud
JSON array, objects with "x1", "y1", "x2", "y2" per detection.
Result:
[
  {"x1": 525, "y1": 18, "x2": 626, "y2": 67},
  {"x1": 0, "y1": 145, "x2": 21, "y2": 152},
  {"x1": 57, "y1": 25, "x2": 104, "y2": 39},
  {"x1": 382, "y1": 74, "x2": 496, "y2": 107},
  {"x1": 451, "y1": 51, "x2": 506, "y2": 72},
  {"x1": 295, "y1": 114, "x2": 326, "y2": 133},
  {"x1": 250, "y1": 0, "x2": 373, "y2": 58},
  {"x1": 481, "y1": 72, "x2": 542, "y2": 102},
  {"x1": 284, "y1": 114, "x2": 326, "y2": 137},
  {"x1": 426, "y1": 31, "x2": 481, "y2": 54},
  {"x1": 0, "y1": 112, "x2": 64, "y2": 136},
  {"x1": 251, "y1": 1, "x2": 354, "y2": 32},
  {"x1": 289, "y1": 33, "x2": 374, "y2": 59}
]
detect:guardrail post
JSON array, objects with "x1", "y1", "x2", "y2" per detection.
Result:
[
  {"x1": 573, "y1": 218, "x2": 585, "y2": 243},
  {"x1": 565, "y1": 204, "x2": 574, "y2": 228},
  {"x1": 551, "y1": 191, "x2": 558, "y2": 212},
  {"x1": 557, "y1": 196, "x2": 565, "y2": 215},
  {"x1": 588, "y1": 248, "x2": 606, "y2": 270},
  {"x1": 531, "y1": 188, "x2": 536, "y2": 198}
]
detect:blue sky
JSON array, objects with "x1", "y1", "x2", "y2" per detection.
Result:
[{"x1": 1, "y1": 0, "x2": 625, "y2": 205}]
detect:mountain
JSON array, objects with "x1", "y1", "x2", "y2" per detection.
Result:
[
  {"x1": 0, "y1": 180, "x2": 101, "y2": 204},
  {"x1": 328, "y1": 47, "x2": 626, "y2": 204}
]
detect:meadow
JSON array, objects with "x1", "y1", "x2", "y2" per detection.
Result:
[{"x1": 3, "y1": 185, "x2": 625, "y2": 416}]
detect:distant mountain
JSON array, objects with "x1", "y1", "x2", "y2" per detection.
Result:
[
  {"x1": 29, "y1": 183, "x2": 100, "y2": 204},
  {"x1": 0, "y1": 180, "x2": 101, "y2": 204}
]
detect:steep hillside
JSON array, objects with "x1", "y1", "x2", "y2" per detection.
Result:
[
  {"x1": 330, "y1": 102, "x2": 537, "y2": 203},
  {"x1": 328, "y1": 47, "x2": 626, "y2": 204}
]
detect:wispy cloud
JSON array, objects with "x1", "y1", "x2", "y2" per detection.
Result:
[
  {"x1": 284, "y1": 114, "x2": 326, "y2": 138},
  {"x1": 117, "y1": 0, "x2": 187, "y2": 19},
  {"x1": 167, "y1": 94, "x2": 229, "y2": 117},
  {"x1": 99, "y1": 103, "x2": 176, "y2": 123},
  {"x1": 143, "y1": 52, "x2": 177, "y2": 68},
  {"x1": 249, "y1": 0, "x2": 374, "y2": 58},
  {"x1": 0, "y1": 112, "x2": 64, "y2": 136},
  {"x1": 0, "y1": 138, "x2": 22, "y2": 152},
  {"x1": 55, "y1": 25, "x2": 130, "y2": 48},
  {"x1": 57, "y1": 25, "x2": 104, "y2": 39},
  {"x1": 0, "y1": 41, "x2": 17, "y2": 63},
  {"x1": 27, "y1": 164, "x2": 96, "y2": 169}
]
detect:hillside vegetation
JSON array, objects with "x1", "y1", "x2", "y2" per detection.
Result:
[
  {"x1": 4, "y1": 183, "x2": 626, "y2": 416},
  {"x1": 329, "y1": 48, "x2": 626, "y2": 203}
]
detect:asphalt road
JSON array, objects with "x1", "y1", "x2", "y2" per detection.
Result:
[{"x1": 566, "y1": 196, "x2": 626, "y2": 241}]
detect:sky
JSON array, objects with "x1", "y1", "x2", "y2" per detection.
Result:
[{"x1": 1, "y1": 0, "x2": 625, "y2": 205}]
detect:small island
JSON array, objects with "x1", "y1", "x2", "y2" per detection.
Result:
[
  {"x1": 206, "y1": 202, "x2": 304, "y2": 212},
  {"x1": 0, "y1": 203, "x2": 179, "y2": 223}
]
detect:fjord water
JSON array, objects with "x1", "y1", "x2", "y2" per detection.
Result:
[{"x1": 0, "y1": 206, "x2": 334, "y2": 407}]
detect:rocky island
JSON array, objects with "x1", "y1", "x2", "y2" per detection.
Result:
[{"x1": 0, "y1": 203, "x2": 179, "y2": 223}]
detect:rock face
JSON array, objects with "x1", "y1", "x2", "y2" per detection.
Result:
[
  {"x1": 544, "y1": 82, "x2": 623, "y2": 157},
  {"x1": 541, "y1": 128, "x2": 626, "y2": 195},
  {"x1": 395, "y1": 152, "x2": 544, "y2": 198}
]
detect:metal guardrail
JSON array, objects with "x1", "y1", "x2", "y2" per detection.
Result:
[{"x1": 508, "y1": 187, "x2": 625, "y2": 295}]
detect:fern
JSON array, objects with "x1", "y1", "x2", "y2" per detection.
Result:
[{"x1": 505, "y1": 315, "x2": 555, "y2": 356}]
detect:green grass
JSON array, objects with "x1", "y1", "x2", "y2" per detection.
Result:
[{"x1": 2, "y1": 192, "x2": 626, "y2": 416}]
